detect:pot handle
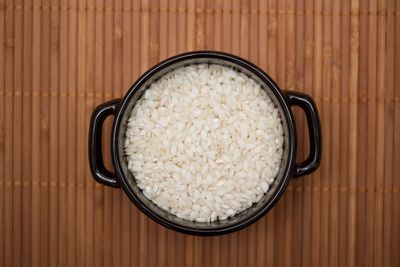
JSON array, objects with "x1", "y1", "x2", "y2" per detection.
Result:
[
  {"x1": 89, "y1": 99, "x2": 121, "y2": 187},
  {"x1": 287, "y1": 91, "x2": 322, "y2": 177}
]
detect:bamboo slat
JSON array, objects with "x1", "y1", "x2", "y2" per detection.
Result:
[
  {"x1": 1, "y1": 0, "x2": 400, "y2": 266},
  {"x1": 0, "y1": 0, "x2": 5, "y2": 264}
]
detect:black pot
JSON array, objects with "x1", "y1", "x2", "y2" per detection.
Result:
[{"x1": 89, "y1": 51, "x2": 321, "y2": 235}]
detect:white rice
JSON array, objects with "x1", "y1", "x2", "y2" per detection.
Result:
[{"x1": 125, "y1": 64, "x2": 284, "y2": 222}]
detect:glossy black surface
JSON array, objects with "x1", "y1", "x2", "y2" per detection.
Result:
[
  {"x1": 287, "y1": 91, "x2": 322, "y2": 177},
  {"x1": 89, "y1": 99, "x2": 121, "y2": 187},
  {"x1": 88, "y1": 51, "x2": 322, "y2": 235}
]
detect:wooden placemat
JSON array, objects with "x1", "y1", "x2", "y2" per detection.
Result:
[{"x1": 1, "y1": 0, "x2": 399, "y2": 266}]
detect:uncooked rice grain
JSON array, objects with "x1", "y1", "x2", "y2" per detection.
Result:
[{"x1": 125, "y1": 64, "x2": 284, "y2": 222}]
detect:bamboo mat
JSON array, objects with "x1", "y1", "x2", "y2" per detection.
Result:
[{"x1": 0, "y1": 0, "x2": 399, "y2": 266}]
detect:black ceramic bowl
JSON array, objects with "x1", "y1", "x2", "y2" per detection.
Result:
[{"x1": 89, "y1": 51, "x2": 321, "y2": 235}]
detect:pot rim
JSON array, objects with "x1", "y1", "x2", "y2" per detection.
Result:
[{"x1": 111, "y1": 50, "x2": 296, "y2": 235}]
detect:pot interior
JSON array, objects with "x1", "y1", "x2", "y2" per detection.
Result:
[{"x1": 114, "y1": 55, "x2": 293, "y2": 232}]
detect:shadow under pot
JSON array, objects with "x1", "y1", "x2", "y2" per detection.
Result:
[{"x1": 89, "y1": 51, "x2": 322, "y2": 235}]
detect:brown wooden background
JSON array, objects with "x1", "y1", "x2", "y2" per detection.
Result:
[{"x1": 1, "y1": 0, "x2": 399, "y2": 266}]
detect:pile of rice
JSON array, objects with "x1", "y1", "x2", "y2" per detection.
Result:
[{"x1": 125, "y1": 64, "x2": 284, "y2": 222}]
